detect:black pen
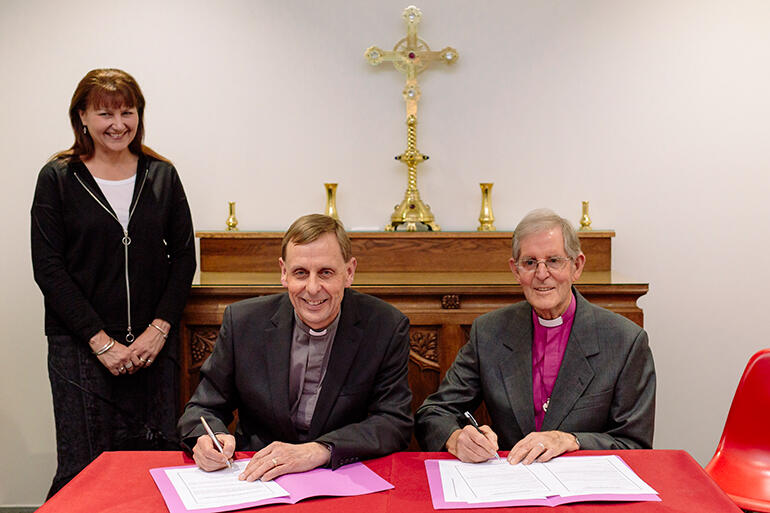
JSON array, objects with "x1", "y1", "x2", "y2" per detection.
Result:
[{"x1": 464, "y1": 411, "x2": 502, "y2": 462}]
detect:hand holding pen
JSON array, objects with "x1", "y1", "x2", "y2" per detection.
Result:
[
  {"x1": 193, "y1": 416, "x2": 235, "y2": 471},
  {"x1": 445, "y1": 411, "x2": 502, "y2": 463},
  {"x1": 464, "y1": 411, "x2": 503, "y2": 462}
]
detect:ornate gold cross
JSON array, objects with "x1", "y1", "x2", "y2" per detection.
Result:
[{"x1": 365, "y1": 5, "x2": 458, "y2": 231}]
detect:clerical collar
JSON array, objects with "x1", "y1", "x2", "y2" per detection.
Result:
[
  {"x1": 537, "y1": 316, "x2": 563, "y2": 327},
  {"x1": 293, "y1": 311, "x2": 340, "y2": 338},
  {"x1": 534, "y1": 293, "x2": 577, "y2": 328}
]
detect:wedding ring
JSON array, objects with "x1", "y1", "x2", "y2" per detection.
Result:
[
  {"x1": 537, "y1": 442, "x2": 545, "y2": 449},
  {"x1": 272, "y1": 458, "x2": 278, "y2": 467},
  {"x1": 138, "y1": 356, "x2": 146, "y2": 363},
  {"x1": 146, "y1": 358, "x2": 153, "y2": 365},
  {"x1": 119, "y1": 366, "x2": 125, "y2": 372},
  {"x1": 125, "y1": 362, "x2": 133, "y2": 368}
]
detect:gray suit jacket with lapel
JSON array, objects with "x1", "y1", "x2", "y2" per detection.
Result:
[
  {"x1": 415, "y1": 289, "x2": 655, "y2": 452},
  {"x1": 178, "y1": 289, "x2": 413, "y2": 468}
]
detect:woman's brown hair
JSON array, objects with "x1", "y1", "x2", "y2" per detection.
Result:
[{"x1": 54, "y1": 68, "x2": 168, "y2": 163}]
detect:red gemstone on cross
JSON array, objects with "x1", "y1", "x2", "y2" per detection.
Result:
[{"x1": 408, "y1": 52, "x2": 415, "y2": 59}]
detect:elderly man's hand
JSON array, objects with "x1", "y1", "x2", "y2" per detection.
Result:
[
  {"x1": 239, "y1": 442, "x2": 331, "y2": 482},
  {"x1": 446, "y1": 425, "x2": 500, "y2": 463},
  {"x1": 507, "y1": 430, "x2": 579, "y2": 465},
  {"x1": 192, "y1": 433, "x2": 236, "y2": 471}
]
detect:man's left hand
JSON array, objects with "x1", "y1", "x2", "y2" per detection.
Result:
[
  {"x1": 507, "y1": 430, "x2": 579, "y2": 465},
  {"x1": 239, "y1": 441, "x2": 331, "y2": 482}
]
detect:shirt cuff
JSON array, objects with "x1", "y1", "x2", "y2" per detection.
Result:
[{"x1": 316, "y1": 441, "x2": 334, "y2": 468}]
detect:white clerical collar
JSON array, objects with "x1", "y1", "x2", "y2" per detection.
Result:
[
  {"x1": 293, "y1": 311, "x2": 340, "y2": 338},
  {"x1": 537, "y1": 316, "x2": 564, "y2": 328}
]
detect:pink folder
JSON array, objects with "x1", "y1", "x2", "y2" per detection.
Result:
[
  {"x1": 151, "y1": 460, "x2": 393, "y2": 513},
  {"x1": 424, "y1": 459, "x2": 660, "y2": 509}
]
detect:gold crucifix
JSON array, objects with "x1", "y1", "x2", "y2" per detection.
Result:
[{"x1": 365, "y1": 5, "x2": 458, "y2": 231}]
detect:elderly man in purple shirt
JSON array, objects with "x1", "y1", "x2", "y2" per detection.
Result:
[{"x1": 415, "y1": 208, "x2": 656, "y2": 464}]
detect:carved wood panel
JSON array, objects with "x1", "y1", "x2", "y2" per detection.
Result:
[
  {"x1": 190, "y1": 327, "x2": 218, "y2": 366},
  {"x1": 182, "y1": 326, "x2": 218, "y2": 400},
  {"x1": 407, "y1": 326, "x2": 441, "y2": 421},
  {"x1": 409, "y1": 328, "x2": 439, "y2": 370},
  {"x1": 441, "y1": 294, "x2": 460, "y2": 309}
]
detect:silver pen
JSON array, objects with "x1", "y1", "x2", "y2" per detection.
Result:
[
  {"x1": 200, "y1": 416, "x2": 232, "y2": 469},
  {"x1": 464, "y1": 411, "x2": 503, "y2": 462}
]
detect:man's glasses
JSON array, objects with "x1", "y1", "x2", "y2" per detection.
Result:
[{"x1": 515, "y1": 256, "x2": 572, "y2": 273}]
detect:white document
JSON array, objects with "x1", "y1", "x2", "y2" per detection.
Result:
[
  {"x1": 438, "y1": 455, "x2": 657, "y2": 503},
  {"x1": 165, "y1": 460, "x2": 289, "y2": 510},
  {"x1": 439, "y1": 459, "x2": 549, "y2": 502},
  {"x1": 541, "y1": 455, "x2": 657, "y2": 497}
]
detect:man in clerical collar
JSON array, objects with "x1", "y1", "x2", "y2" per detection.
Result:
[
  {"x1": 178, "y1": 214, "x2": 413, "y2": 480},
  {"x1": 415, "y1": 208, "x2": 656, "y2": 464}
]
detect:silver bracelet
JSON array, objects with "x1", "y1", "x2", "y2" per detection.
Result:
[
  {"x1": 149, "y1": 323, "x2": 168, "y2": 339},
  {"x1": 93, "y1": 339, "x2": 115, "y2": 356}
]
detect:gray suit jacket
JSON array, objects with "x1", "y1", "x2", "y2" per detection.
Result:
[
  {"x1": 415, "y1": 289, "x2": 655, "y2": 452},
  {"x1": 178, "y1": 289, "x2": 413, "y2": 468}
]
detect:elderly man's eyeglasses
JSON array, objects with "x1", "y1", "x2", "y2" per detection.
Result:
[{"x1": 515, "y1": 257, "x2": 572, "y2": 273}]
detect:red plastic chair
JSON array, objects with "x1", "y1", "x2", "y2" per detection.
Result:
[{"x1": 705, "y1": 348, "x2": 770, "y2": 511}]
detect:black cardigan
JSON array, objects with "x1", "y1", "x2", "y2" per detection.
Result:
[{"x1": 31, "y1": 155, "x2": 197, "y2": 343}]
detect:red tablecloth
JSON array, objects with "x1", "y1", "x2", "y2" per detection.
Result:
[{"x1": 38, "y1": 450, "x2": 740, "y2": 513}]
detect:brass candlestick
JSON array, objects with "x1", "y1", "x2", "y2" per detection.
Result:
[
  {"x1": 579, "y1": 201, "x2": 592, "y2": 231},
  {"x1": 225, "y1": 201, "x2": 238, "y2": 231},
  {"x1": 324, "y1": 183, "x2": 339, "y2": 220},
  {"x1": 477, "y1": 183, "x2": 496, "y2": 231}
]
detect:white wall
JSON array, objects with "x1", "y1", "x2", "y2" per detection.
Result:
[{"x1": 2, "y1": 0, "x2": 769, "y2": 506}]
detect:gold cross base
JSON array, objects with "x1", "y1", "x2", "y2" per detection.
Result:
[{"x1": 386, "y1": 193, "x2": 441, "y2": 231}]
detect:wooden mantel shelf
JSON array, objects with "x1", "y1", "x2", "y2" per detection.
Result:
[
  {"x1": 196, "y1": 231, "x2": 615, "y2": 239},
  {"x1": 196, "y1": 230, "x2": 615, "y2": 274}
]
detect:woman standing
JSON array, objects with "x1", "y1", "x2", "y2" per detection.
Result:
[{"x1": 31, "y1": 69, "x2": 196, "y2": 497}]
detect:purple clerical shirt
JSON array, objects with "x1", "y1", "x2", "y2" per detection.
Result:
[{"x1": 531, "y1": 293, "x2": 576, "y2": 431}]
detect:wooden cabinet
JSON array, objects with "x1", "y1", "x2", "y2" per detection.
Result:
[{"x1": 181, "y1": 231, "x2": 648, "y2": 444}]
